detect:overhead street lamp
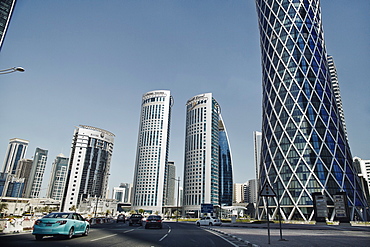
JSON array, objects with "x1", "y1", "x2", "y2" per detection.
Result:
[{"x1": 0, "y1": 67, "x2": 25, "y2": 75}]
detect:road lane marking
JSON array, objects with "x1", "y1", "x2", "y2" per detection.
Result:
[
  {"x1": 123, "y1": 229, "x2": 135, "y2": 233},
  {"x1": 159, "y1": 225, "x2": 171, "y2": 242},
  {"x1": 159, "y1": 234, "x2": 168, "y2": 241},
  {"x1": 204, "y1": 229, "x2": 239, "y2": 247},
  {"x1": 90, "y1": 234, "x2": 117, "y2": 242}
]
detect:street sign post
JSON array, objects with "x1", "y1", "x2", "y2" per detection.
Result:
[{"x1": 259, "y1": 181, "x2": 276, "y2": 244}]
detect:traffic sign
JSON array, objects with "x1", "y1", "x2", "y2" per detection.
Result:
[{"x1": 260, "y1": 181, "x2": 276, "y2": 197}]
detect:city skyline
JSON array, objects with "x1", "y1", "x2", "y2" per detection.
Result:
[{"x1": 0, "y1": 1, "x2": 369, "y2": 196}]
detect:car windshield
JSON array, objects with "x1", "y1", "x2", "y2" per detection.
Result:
[{"x1": 44, "y1": 213, "x2": 71, "y2": 219}]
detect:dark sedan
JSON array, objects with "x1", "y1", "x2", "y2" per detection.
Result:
[{"x1": 145, "y1": 215, "x2": 163, "y2": 229}]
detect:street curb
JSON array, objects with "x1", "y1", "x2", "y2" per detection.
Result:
[{"x1": 204, "y1": 226, "x2": 260, "y2": 247}]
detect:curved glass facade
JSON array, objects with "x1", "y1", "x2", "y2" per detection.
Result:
[
  {"x1": 256, "y1": 0, "x2": 368, "y2": 221},
  {"x1": 219, "y1": 115, "x2": 233, "y2": 206}
]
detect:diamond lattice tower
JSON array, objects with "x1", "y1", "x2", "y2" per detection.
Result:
[{"x1": 255, "y1": 0, "x2": 368, "y2": 221}]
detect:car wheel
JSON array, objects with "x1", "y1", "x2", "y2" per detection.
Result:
[
  {"x1": 82, "y1": 226, "x2": 89, "y2": 236},
  {"x1": 67, "y1": 227, "x2": 74, "y2": 239},
  {"x1": 197, "y1": 222, "x2": 200, "y2": 226},
  {"x1": 209, "y1": 222, "x2": 213, "y2": 226},
  {"x1": 35, "y1": 235, "x2": 43, "y2": 241}
]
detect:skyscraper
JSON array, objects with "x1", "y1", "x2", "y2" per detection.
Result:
[
  {"x1": 165, "y1": 161, "x2": 176, "y2": 206},
  {"x1": 61, "y1": 125, "x2": 115, "y2": 212},
  {"x1": 327, "y1": 55, "x2": 348, "y2": 140},
  {"x1": 255, "y1": 0, "x2": 368, "y2": 221},
  {"x1": 1, "y1": 138, "x2": 29, "y2": 197},
  {"x1": 47, "y1": 153, "x2": 69, "y2": 201},
  {"x1": 218, "y1": 115, "x2": 233, "y2": 206},
  {"x1": 15, "y1": 158, "x2": 33, "y2": 197},
  {"x1": 253, "y1": 131, "x2": 262, "y2": 212},
  {"x1": 0, "y1": 0, "x2": 16, "y2": 50},
  {"x1": 131, "y1": 90, "x2": 173, "y2": 213},
  {"x1": 2, "y1": 138, "x2": 29, "y2": 175},
  {"x1": 183, "y1": 93, "x2": 220, "y2": 216},
  {"x1": 24, "y1": 147, "x2": 48, "y2": 198}
]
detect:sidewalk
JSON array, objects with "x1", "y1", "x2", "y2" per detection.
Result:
[{"x1": 203, "y1": 222, "x2": 370, "y2": 247}]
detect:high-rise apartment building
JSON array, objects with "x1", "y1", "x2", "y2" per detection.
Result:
[
  {"x1": 131, "y1": 90, "x2": 173, "y2": 213},
  {"x1": 47, "y1": 153, "x2": 69, "y2": 201},
  {"x1": 183, "y1": 93, "x2": 221, "y2": 215},
  {"x1": 61, "y1": 125, "x2": 115, "y2": 212},
  {"x1": 255, "y1": 0, "x2": 368, "y2": 221},
  {"x1": 24, "y1": 148, "x2": 48, "y2": 198},
  {"x1": 0, "y1": 0, "x2": 16, "y2": 50},
  {"x1": 244, "y1": 179, "x2": 257, "y2": 204},
  {"x1": 233, "y1": 183, "x2": 245, "y2": 204},
  {"x1": 219, "y1": 115, "x2": 233, "y2": 206}
]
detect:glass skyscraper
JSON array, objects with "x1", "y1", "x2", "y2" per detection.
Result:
[
  {"x1": 218, "y1": 115, "x2": 233, "y2": 206},
  {"x1": 132, "y1": 90, "x2": 173, "y2": 214},
  {"x1": 47, "y1": 153, "x2": 69, "y2": 201},
  {"x1": 255, "y1": 0, "x2": 368, "y2": 221},
  {"x1": 2, "y1": 138, "x2": 29, "y2": 175},
  {"x1": 1, "y1": 138, "x2": 29, "y2": 197},
  {"x1": 0, "y1": 0, "x2": 16, "y2": 50},
  {"x1": 61, "y1": 125, "x2": 115, "y2": 212}
]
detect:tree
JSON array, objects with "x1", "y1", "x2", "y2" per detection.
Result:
[
  {"x1": 129, "y1": 210, "x2": 136, "y2": 214},
  {"x1": 69, "y1": 205, "x2": 76, "y2": 212},
  {"x1": 154, "y1": 211, "x2": 159, "y2": 215},
  {"x1": 138, "y1": 209, "x2": 145, "y2": 214}
]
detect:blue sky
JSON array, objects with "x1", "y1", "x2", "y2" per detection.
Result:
[{"x1": 0, "y1": 0, "x2": 369, "y2": 197}]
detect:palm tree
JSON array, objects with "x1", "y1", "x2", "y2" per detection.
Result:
[
  {"x1": 138, "y1": 209, "x2": 145, "y2": 215},
  {"x1": 69, "y1": 205, "x2": 76, "y2": 212}
]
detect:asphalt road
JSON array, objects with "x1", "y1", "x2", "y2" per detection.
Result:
[{"x1": 0, "y1": 221, "x2": 241, "y2": 247}]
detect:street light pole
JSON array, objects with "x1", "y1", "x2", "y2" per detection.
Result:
[
  {"x1": 176, "y1": 177, "x2": 180, "y2": 222},
  {"x1": 172, "y1": 177, "x2": 180, "y2": 222},
  {"x1": 0, "y1": 67, "x2": 25, "y2": 75}
]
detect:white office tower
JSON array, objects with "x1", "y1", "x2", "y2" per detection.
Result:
[
  {"x1": 61, "y1": 125, "x2": 115, "y2": 212},
  {"x1": 327, "y1": 55, "x2": 348, "y2": 141},
  {"x1": 132, "y1": 90, "x2": 173, "y2": 213},
  {"x1": 2, "y1": 138, "x2": 29, "y2": 175},
  {"x1": 47, "y1": 153, "x2": 69, "y2": 201},
  {"x1": 24, "y1": 147, "x2": 48, "y2": 198},
  {"x1": 183, "y1": 93, "x2": 220, "y2": 216}
]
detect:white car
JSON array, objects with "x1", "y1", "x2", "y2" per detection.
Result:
[{"x1": 196, "y1": 216, "x2": 222, "y2": 226}]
